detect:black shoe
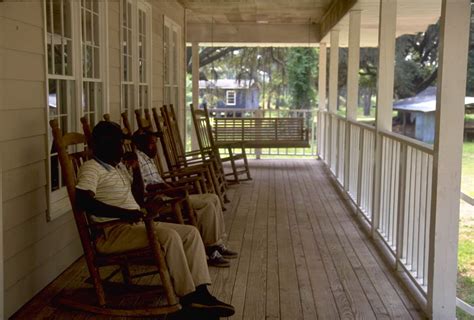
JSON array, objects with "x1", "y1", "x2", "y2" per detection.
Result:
[
  {"x1": 208, "y1": 250, "x2": 230, "y2": 268},
  {"x1": 216, "y1": 244, "x2": 238, "y2": 259},
  {"x1": 189, "y1": 291, "x2": 235, "y2": 317}
]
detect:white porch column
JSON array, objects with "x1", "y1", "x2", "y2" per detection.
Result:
[
  {"x1": 0, "y1": 156, "x2": 3, "y2": 320},
  {"x1": 346, "y1": 10, "x2": 361, "y2": 121},
  {"x1": 191, "y1": 42, "x2": 200, "y2": 151},
  {"x1": 328, "y1": 31, "x2": 339, "y2": 114},
  {"x1": 318, "y1": 43, "x2": 327, "y2": 111},
  {"x1": 372, "y1": 0, "x2": 397, "y2": 237},
  {"x1": 344, "y1": 10, "x2": 361, "y2": 189},
  {"x1": 428, "y1": 1, "x2": 470, "y2": 318}
]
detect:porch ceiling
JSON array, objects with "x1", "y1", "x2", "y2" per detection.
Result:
[
  {"x1": 184, "y1": 0, "x2": 442, "y2": 47},
  {"x1": 181, "y1": 0, "x2": 333, "y2": 24}
]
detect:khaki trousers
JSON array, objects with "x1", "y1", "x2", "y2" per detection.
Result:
[
  {"x1": 96, "y1": 221, "x2": 212, "y2": 296},
  {"x1": 189, "y1": 193, "x2": 226, "y2": 247}
]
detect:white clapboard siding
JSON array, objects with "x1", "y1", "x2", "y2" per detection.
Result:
[
  {"x1": 3, "y1": 187, "x2": 47, "y2": 231},
  {"x1": 1, "y1": 2, "x2": 81, "y2": 318},
  {"x1": 1, "y1": 0, "x2": 186, "y2": 317},
  {"x1": 4, "y1": 216, "x2": 78, "y2": 289},
  {"x1": 0, "y1": 80, "x2": 45, "y2": 110},
  {"x1": 2, "y1": 17, "x2": 44, "y2": 55},
  {"x1": 5, "y1": 238, "x2": 82, "y2": 317},
  {"x1": 0, "y1": 109, "x2": 46, "y2": 141},
  {"x1": 1, "y1": 136, "x2": 46, "y2": 171},
  {"x1": 2, "y1": 162, "x2": 47, "y2": 202}
]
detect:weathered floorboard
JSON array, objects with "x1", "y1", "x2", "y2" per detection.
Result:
[{"x1": 12, "y1": 160, "x2": 425, "y2": 320}]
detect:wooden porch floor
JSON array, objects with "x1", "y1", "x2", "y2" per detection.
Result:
[{"x1": 12, "y1": 160, "x2": 425, "y2": 320}]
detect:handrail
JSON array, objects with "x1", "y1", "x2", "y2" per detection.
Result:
[
  {"x1": 378, "y1": 129, "x2": 434, "y2": 155},
  {"x1": 347, "y1": 119, "x2": 377, "y2": 132}
]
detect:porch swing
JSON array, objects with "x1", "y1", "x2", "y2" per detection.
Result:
[{"x1": 211, "y1": 22, "x2": 312, "y2": 150}]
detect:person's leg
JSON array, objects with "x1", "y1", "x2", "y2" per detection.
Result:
[
  {"x1": 96, "y1": 222, "x2": 208, "y2": 297},
  {"x1": 155, "y1": 222, "x2": 211, "y2": 295},
  {"x1": 159, "y1": 222, "x2": 235, "y2": 317},
  {"x1": 189, "y1": 194, "x2": 225, "y2": 247}
]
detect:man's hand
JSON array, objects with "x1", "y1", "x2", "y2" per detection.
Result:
[
  {"x1": 123, "y1": 152, "x2": 139, "y2": 170},
  {"x1": 124, "y1": 209, "x2": 145, "y2": 224}
]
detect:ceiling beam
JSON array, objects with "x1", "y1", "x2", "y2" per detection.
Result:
[
  {"x1": 186, "y1": 23, "x2": 321, "y2": 46},
  {"x1": 319, "y1": 0, "x2": 357, "y2": 39}
]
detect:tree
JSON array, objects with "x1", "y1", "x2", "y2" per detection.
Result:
[{"x1": 287, "y1": 48, "x2": 317, "y2": 109}]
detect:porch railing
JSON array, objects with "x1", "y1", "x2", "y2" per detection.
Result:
[
  {"x1": 318, "y1": 110, "x2": 434, "y2": 304},
  {"x1": 204, "y1": 108, "x2": 317, "y2": 157}
]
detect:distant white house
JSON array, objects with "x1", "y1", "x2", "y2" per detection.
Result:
[{"x1": 199, "y1": 79, "x2": 260, "y2": 109}]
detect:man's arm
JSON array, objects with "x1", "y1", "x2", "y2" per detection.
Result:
[
  {"x1": 130, "y1": 166, "x2": 146, "y2": 207},
  {"x1": 76, "y1": 188, "x2": 143, "y2": 222}
]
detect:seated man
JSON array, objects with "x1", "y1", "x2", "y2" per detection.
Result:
[
  {"x1": 75, "y1": 121, "x2": 235, "y2": 317},
  {"x1": 131, "y1": 130, "x2": 238, "y2": 268}
]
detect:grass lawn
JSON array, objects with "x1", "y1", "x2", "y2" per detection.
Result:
[
  {"x1": 462, "y1": 142, "x2": 474, "y2": 198},
  {"x1": 458, "y1": 141, "x2": 474, "y2": 318}
]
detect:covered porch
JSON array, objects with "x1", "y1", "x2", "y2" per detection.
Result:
[
  {"x1": 12, "y1": 160, "x2": 424, "y2": 319},
  {"x1": 0, "y1": 0, "x2": 471, "y2": 318}
]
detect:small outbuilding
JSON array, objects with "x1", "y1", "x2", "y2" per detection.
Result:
[
  {"x1": 199, "y1": 79, "x2": 260, "y2": 109},
  {"x1": 393, "y1": 87, "x2": 474, "y2": 143}
]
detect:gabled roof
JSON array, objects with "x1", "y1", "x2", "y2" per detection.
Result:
[{"x1": 393, "y1": 86, "x2": 474, "y2": 113}]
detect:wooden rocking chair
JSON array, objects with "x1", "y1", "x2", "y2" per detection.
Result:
[
  {"x1": 191, "y1": 104, "x2": 252, "y2": 183},
  {"x1": 49, "y1": 119, "x2": 181, "y2": 317},
  {"x1": 81, "y1": 115, "x2": 198, "y2": 227},
  {"x1": 160, "y1": 105, "x2": 230, "y2": 205},
  {"x1": 152, "y1": 107, "x2": 228, "y2": 208},
  {"x1": 128, "y1": 109, "x2": 208, "y2": 195}
]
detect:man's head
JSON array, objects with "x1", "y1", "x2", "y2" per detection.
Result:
[
  {"x1": 133, "y1": 130, "x2": 158, "y2": 158},
  {"x1": 91, "y1": 121, "x2": 124, "y2": 165}
]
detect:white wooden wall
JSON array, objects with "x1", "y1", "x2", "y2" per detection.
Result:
[{"x1": 0, "y1": 0, "x2": 186, "y2": 317}]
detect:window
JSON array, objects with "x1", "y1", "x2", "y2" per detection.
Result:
[
  {"x1": 163, "y1": 17, "x2": 180, "y2": 110},
  {"x1": 226, "y1": 90, "x2": 236, "y2": 106},
  {"x1": 120, "y1": 0, "x2": 151, "y2": 129},
  {"x1": 44, "y1": 0, "x2": 107, "y2": 220}
]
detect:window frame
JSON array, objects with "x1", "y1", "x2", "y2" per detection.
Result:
[
  {"x1": 226, "y1": 90, "x2": 236, "y2": 106},
  {"x1": 163, "y1": 16, "x2": 181, "y2": 110},
  {"x1": 120, "y1": 0, "x2": 152, "y2": 130},
  {"x1": 43, "y1": 0, "x2": 109, "y2": 221}
]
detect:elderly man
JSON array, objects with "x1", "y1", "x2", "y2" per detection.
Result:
[
  {"x1": 75, "y1": 121, "x2": 234, "y2": 317},
  {"x1": 131, "y1": 130, "x2": 238, "y2": 268}
]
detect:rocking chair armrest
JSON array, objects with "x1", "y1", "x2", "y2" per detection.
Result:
[
  {"x1": 162, "y1": 168, "x2": 203, "y2": 178},
  {"x1": 183, "y1": 149, "x2": 203, "y2": 157},
  {"x1": 89, "y1": 218, "x2": 136, "y2": 230},
  {"x1": 179, "y1": 157, "x2": 215, "y2": 166},
  {"x1": 145, "y1": 185, "x2": 190, "y2": 199},
  {"x1": 168, "y1": 176, "x2": 202, "y2": 185},
  {"x1": 170, "y1": 163, "x2": 211, "y2": 173}
]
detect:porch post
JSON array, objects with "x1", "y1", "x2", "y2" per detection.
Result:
[
  {"x1": 191, "y1": 42, "x2": 200, "y2": 152},
  {"x1": 328, "y1": 30, "x2": 339, "y2": 114},
  {"x1": 328, "y1": 31, "x2": 339, "y2": 170},
  {"x1": 372, "y1": 0, "x2": 397, "y2": 237},
  {"x1": 345, "y1": 10, "x2": 361, "y2": 190},
  {"x1": 0, "y1": 156, "x2": 3, "y2": 319},
  {"x1": 428, "y1": 1, "x2": 470, "y2": 318},
  {"x1": 317, "y1": 42, "x2": 327, "y2": 159},
  {"x1": 346, "y1": 10, "x2": 361, "y2": 121},
  {"x1": 318, "y1": 42, "x2": 327, "y2": 111}
]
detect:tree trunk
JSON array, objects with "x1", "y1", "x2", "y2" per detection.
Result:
[{"x1": 363, "y1": 90, "x2": 372, "y2": 116}]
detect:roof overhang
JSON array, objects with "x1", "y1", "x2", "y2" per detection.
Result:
[{"x1": 184, "y1": 0, "x2": 443, "y2": 48}]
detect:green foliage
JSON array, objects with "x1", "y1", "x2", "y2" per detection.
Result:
[
  {"x1": 197, "y1": 47, "x2": 318, "y2": 110},
  {"x1": 287, "y1": 48, "x2": 317, "y2": 109}
]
